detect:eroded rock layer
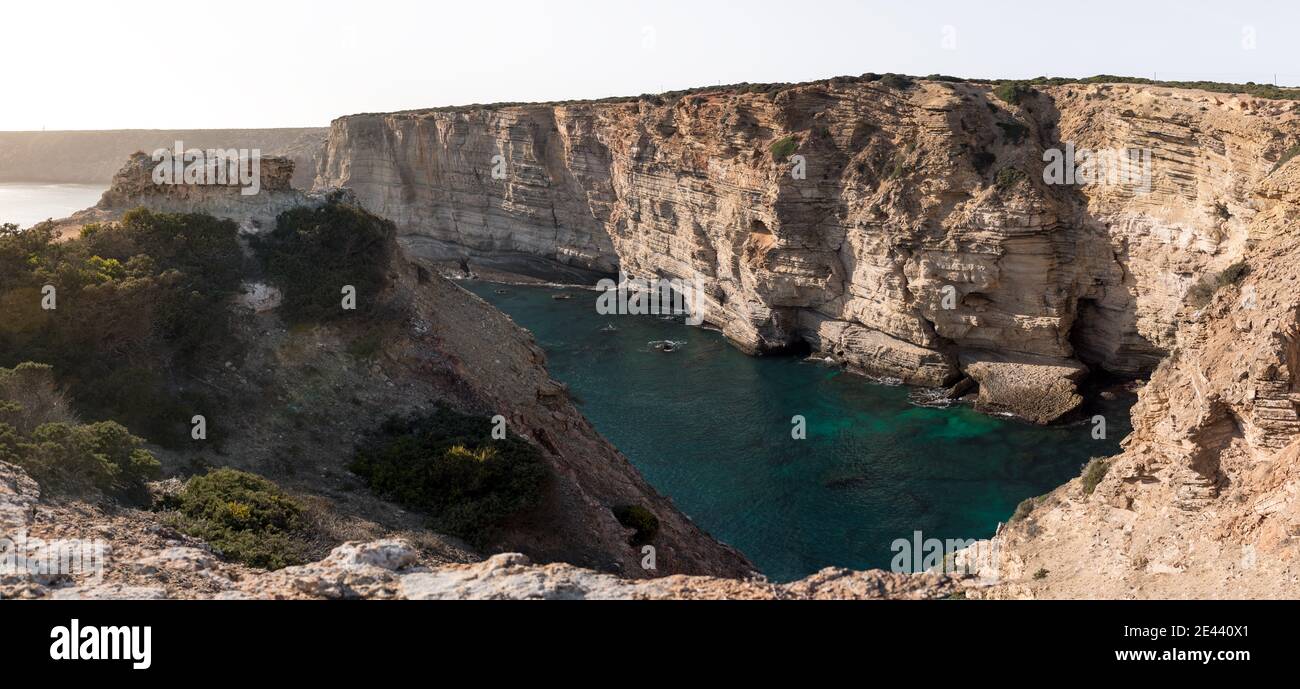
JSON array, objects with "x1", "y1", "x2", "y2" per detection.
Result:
[{"x1": 318, "y1": 80, "x2": 1300, "y2": 423}]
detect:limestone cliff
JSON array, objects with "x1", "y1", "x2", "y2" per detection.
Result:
[
  {"x1": 317, "y1": 79, "x2": 1300, "y2": 423},
  {"x1": 987, "y1": 162, "x2": 1300, "y2": 599}
]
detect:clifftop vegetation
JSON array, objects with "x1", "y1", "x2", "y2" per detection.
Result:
[
  {"x1": 0, "y1": 211, "x2": 247, "y2": 447},
  {"x1": 354, "y1": 73, "x2": 1298, "y2": 119}
]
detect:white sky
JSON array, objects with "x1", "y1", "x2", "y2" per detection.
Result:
[{"x1": 3, "y1": 0, "x2": 1298, "y2": 131}]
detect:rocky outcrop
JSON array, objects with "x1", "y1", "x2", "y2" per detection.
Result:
[
  {"x1": 9, "y1": 156, "x2": 754, "y2": 582},
  {"x1": 983, "y1": 161, "x2": 1300, "y2": 599},
  {"x1": 960, "y1": 352, "x2": 1088, "y2": 424},
  {"x1": 0, "y1": 128, "x2": 326, "y2": 188},
  {"x1": 317, "y1": 79, "x2": 1300, "y2": 423},
  {"x1": 54, "y1": 151, "x2": 327, "y2": 234}
]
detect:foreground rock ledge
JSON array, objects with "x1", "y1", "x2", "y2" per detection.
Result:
[{"x1": 33, "y1": 539, "x2": 965, "y2": 601}]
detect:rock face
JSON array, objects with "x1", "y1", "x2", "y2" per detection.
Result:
[
  {"x1": 317, "y1": 79, "x2": 1300, "y2": 423},
  {"x1": 69, "y1": 151, "x2": 325, "y2": 233},
  {"x1": 982, "y1": 161, "x2": 1300, "y2": 599}
]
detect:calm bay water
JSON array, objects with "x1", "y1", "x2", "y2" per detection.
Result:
[
  {"x1": 0, "y1": 183, "x2": 105, "y2": 228},
  {"x1": 467, "y1": 281, "x2": 1133, "y2": 582}
]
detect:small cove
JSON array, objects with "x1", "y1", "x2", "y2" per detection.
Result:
[{"x1": 467, "y1": 281, "x2": 1134, "y2": 582}]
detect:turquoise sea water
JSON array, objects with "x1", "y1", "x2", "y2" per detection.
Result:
[{"x1": 468, "y1": 282, "x2": 1133, "y2": 582}]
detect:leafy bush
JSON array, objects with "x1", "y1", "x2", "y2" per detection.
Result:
[
  {"x1": 1081, "y1": 457, "x2": 1110, "y2": 495},
  {"x1": 612, "y1": 505, "x2": 660, "y2": 546},
  {"x1": 1010, "y1": 496, "x2": 1042, "y2": 523},
  {"x1": 879, "y1": 73, "x2": 915, "y2": 90},
  {"x1": 769, "y1": 136, "x2": 798, "y2": 162},
  {"x1": 996, "y1": 121, "x2": 1030, "y2": 145},
  {"x1": 168, "y1": 468, "x2": 308, "y2": 570},
  {"x1": 995, "y1": 167, "x2": 1027, "y2": 191},
  {"x1": 1033, "y1": 567, "x2": 1050, "y2": 580},
  {"x1": 993, "y1": 82, "x2": 1035, "y2": 105},
  {"x1": 0, "y1": 210, "x2": 246, "y2": 446},
  {"x1": 253, "y1": 200, "x2": 395, "y2": 324},
  {"x1": 0, "y1": 364, "x2": 160, "y2": 501},
  {"x1": 350, "y1": 407, "x2": 548, "y2": 543},
  {"x1": 0, "y1": 361, "x2": 76, "y2": 433}
]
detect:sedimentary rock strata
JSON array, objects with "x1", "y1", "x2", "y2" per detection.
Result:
[{"x1": 317, "y1": 79, "x2": 1300, "y2": 423}]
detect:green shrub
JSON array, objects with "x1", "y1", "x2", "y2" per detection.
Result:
[
  {"x1": 1033, "y1": 567, "x2": 1049, "y2": 580},
  {"x1": 253, "y1": 199, "x2": 395, "y2": 324},
  {"x1": 0, "y1": 362, "x2": 160, "y2": 501},
  {"x1": 996, "y1": 121, "x2": 1030, "y2": 145},
  {"x1": 995, "y1": 167, "x2": 1027, "y2": 191},
  {"x1": 169, "y1": 468, "x2": 308, "y2": 570},
  {"x1": 1010, "y1": 496, "x2": 1042, "y2": 523},
  {"x1": 0, "y1": 361, "x2": 76, "y2": 433},
  {"x1": 350, "y1": 407, "x2": 548, "y2": 544},
  {"x1": 1081, "y1": 457, "x2": 1110, "y2": 495},
  {"x1": 993, "y1": 82, "x2": 1035, "y2": 105},
  {"x1": 612, "y1": 505, "x2": 660, "y2": 546},
  {"x1": 879, "y1": 73, "x2": 914, "y2": 90},
  {"x1": 769, "y1": 136, "x2": 798, "y2": 162},
  {"x1": 0, "y1": 210, "x2": 246, "y2": 447},
  {"x1": 6, "y1": 422, "x2": 159, "y2": 501}
]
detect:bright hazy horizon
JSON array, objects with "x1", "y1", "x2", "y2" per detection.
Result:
[{"x1": 5, "y1": 0, "x2": 1299, "y2": 131}]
